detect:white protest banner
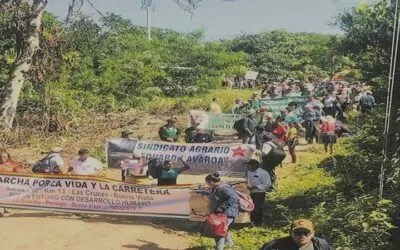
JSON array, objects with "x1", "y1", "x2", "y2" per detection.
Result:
[
  {"x1": 0, "y1": 173, "x2": 250, "y2": 221},
  {"x1": 0, "y1": 174, "x2": 191, "y2": 218},
  {"x1": 107, "y1": 139, "x2": 255, "y2": 177},
  {"x1": 244, "y1": 70, "x2": 258, "y2": 80}
]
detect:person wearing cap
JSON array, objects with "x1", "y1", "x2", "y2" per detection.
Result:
[
  {"x1": 158, "y1": 117, "x2": 181, "y2": 142},
  {"x1": 261, "y1": 219, "x2": 331, "y2": 250},
  {"x1": 246, "y1": 157, "x2": 271, "y2": 227},
  {"x1": 69, "y1": 148, "x2": 103, "y2": 176},
  {"x1": 242, "y1": 109, "x2": 258, "y2": 144}
]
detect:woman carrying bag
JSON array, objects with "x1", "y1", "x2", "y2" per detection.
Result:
[{"x1": 204, "y1": 172, "x2": 239, "y2": 250}]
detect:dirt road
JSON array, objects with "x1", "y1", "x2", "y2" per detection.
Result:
[
  {"x1": 0, "y1": 210, "x2": 200, "y2": 250},
  {"x1": 0, "y1": 110, "x2": 317, "y2": 250}
]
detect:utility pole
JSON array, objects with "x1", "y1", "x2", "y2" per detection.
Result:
[
  {"x1": 147, "y1": 5, "x2": 151, "y2": 40},
  {"x1": 141, "y1": 0, "x2": 152, "y2": 40}
]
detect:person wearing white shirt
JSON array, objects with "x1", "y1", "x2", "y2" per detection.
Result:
[
  {"x1": 246, "y1": 159, "x2": 271, "y2": 226},
  {"x1": 70, "y1": 149, "x2": 102, "y2": 176}
]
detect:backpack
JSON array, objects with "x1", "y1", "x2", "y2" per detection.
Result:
[
  {"x1": 32, "y1": 155, "x2": 58, "y2": 173},
  {"x1": 219, "y1": 184, "x2": 254, "y2": 212},
  {"x1": 235, "y1": 190, "x2": 254, "y2": 212},
  {"x1": 147, "y1": 158, "x2": 164, "y2": 179},
  {"x1": 261, "y1": 141, "x2": 286, "y2": 171},
  {"x1": 201, "y1": 213, "x2": 229, "y2": 238},
  {"x1": 233, "y1": 118, "x2": 245, "y2": 134}
]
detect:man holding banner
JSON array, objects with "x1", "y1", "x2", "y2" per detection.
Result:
[
  {"x1": 242, "y1": 109, "x2": 257, "y2": 145},
  {"x1": 157, "y1": 158, "x2": 190, "y2": 186}
]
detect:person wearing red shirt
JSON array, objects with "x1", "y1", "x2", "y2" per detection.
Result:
[
  {"x1": 320, "y1": 116, "x2": 338, "y2": 155},
  {"x1": 272, "y1": 117, "x2": 287, "y2": 145}
]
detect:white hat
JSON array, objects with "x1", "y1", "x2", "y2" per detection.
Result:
[{"x1": 51, "y1": 146, "x2": 63, "y2": 153}]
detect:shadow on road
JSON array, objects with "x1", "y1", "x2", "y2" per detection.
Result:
[{"x1": 6, "y1": 210, "x2": 203, "y2": 234}]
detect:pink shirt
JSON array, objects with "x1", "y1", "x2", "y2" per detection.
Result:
[{"x1": 321, "y1": 121, "x2": 336, "y2": 133}]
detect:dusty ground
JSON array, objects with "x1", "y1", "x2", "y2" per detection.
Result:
[
  {"x1": 0, "y1": 212, "x2": 197, "y2": 250},
  {"x1": 0, "y1": 110, "x2": 316, "y2": 250}
]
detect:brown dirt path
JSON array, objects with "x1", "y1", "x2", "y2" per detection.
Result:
[{"x1": 0, "y1": 110, "x2": 318, "y2": 250}]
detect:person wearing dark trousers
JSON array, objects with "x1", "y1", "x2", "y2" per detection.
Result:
[
  {"x1": 302, "y1": 106, "x2": 317, "y2": 143},
  {"x1": 192, "y1": 129, "x2": 213, "y2": 143},
  {"x1": 360, "y1": 91, "x2": 375, "y2": 113},
  {"x1": 246, "y1": 159, "x2": 271, "y2": 227}
]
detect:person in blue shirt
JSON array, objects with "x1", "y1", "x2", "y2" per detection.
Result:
[
  {"x1": 246, "y1": 159, "x2": 271, "y2": 226},
  {"x1": 360, "y1": 91, "x2": 375, "y2": 113},
  {"x1": 205, "y1": 172, "x2": 239, "y2": 250},
  {"x1": 157, "y1": 158, "x2": 190, "y2": 186}
]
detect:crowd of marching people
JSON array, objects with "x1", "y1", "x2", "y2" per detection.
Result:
[
  {"x1": 0, "y1": 78, "x2": 374, "y2": 249},
  {"x1": 183, "y1": 79, "x2": 371, "y2": 249}
]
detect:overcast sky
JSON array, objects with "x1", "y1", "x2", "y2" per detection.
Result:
[{"x1": 46, "y1": 0, "x2": 377, "y2": 40}]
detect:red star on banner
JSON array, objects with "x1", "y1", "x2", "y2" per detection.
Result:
[{"x1": 232, "y1": 146, "x2": 246, "y2": 158}]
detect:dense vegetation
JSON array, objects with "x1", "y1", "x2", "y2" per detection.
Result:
[{"x1": 1, "y1": 0, "x2": 400, "y2": 249}]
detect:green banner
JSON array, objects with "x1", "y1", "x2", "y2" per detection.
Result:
[
  {"x1": 189, "y1": 110, "x2": 244, "y2": 132},
  {"x1": 260, "y1": 96, "x2": 308, "y2": 117}
]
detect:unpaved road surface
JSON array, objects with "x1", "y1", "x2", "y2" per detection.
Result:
[
  {"x1": 1, "y1": 109, "x2": 317, "y2": 250},
  {"x1": 0, "y1": 210, "x2": 199, "y2": 250}
]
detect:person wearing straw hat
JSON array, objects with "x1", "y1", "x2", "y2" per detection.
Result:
[
  {"x1": 242, "y1": 109, "x2": 257, "y2": 144},
  {"x1": 320, "y1": 116, "x2": 338, "y2": 155},
  {"x1": 261, "y1": 219, "x2": 331, "y2": 250}
]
